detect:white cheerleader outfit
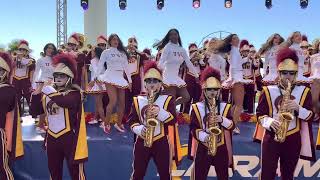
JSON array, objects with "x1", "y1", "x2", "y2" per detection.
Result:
[
  {"x1": 32, "y1": 56, "x2": 54, "y2": 89},
  {"x1": 207, "y1": 53, "x2": 227, "y2": 81},
  {"x1": 86, "y1": 57, "x2": 107, "y2": 93},
  {"x1": 222, "y1": 46, "x2": 253, "y2": 89},
  {"x1": 290, "y1": 43, "x2": 311, "y2": 84},
  {"x1": 158, "y1": 42, "x2": 198, "y2": 88},
  {"x1": 98, "y1": 47, "x2": 132, "y2": 89},
  {"x1": 262, "y1": 46, "x2": 279, "y2": 85},
  {"x1": 310, "y1": 53, "x2": 320, "y2": 80}
]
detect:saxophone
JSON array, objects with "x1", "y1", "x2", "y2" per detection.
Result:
[
  {"x1": 274, "y1": 79, "x2": 294, "y2": 143},
  {"x1": 207, "y1": 98, "x2": 222, "y2": 156},
  {"x1": 144, "y1": 90, "x2": 159, "y2": 148}
]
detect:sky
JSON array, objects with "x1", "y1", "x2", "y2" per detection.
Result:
[{"x1": 1, "y1": 0, "x2": 320, "y2": 59}]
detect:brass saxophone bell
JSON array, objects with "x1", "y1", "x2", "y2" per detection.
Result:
[
  {"x1": 146, "y1": 118, "x2": 158, "y2": 127},
  {"x1": 280, "y1": 112, "x2": 294, "y2": 121},
  {"x1": 208, "y1": 126, "x2": 222, "y2": 135}
]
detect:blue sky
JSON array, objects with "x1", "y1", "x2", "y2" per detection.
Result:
[{"x1": 1, "y1": 0, "x2": 319, "y2": 59}]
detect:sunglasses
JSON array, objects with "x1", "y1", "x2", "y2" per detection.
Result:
[
  {"x1": 280, "y1": 71, "x2": 296, "y2": 75},
  {"x1": 53, "y1": 73, "x2": 68, "y2": 78},
  {"x1": 206, "y1": 88, "x2": 220, "y2": 92},
  {"x1": 97, "y1": 43, "x2": 106, "y2": 47},
  {"x1": 301, "y1": 46, "x2": 309, "y2": 49},
  {"x1": 67, "y1": 43, "x2": 77, "y2": 46},
  {"x1": 18, "y1": 48, "x2": 27, "y2": 52},
  {"x1": 145, "y1": 78, "x2": 160, "y2": 84}
]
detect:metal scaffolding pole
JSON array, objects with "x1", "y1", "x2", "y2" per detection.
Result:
[{"x1": 56, "y1": 0, "x2": 67, "y2": 47}]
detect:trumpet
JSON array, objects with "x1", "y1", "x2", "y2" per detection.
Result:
[
  {"x1": 207, "y1": 98, "x2": 222, "y2": 156},
  {"x1": 144, "y1": 90, "x2": 159, "y2": 148},
  {"x1": 190, "y1": 49, "x2": 205, "y2": 65}
]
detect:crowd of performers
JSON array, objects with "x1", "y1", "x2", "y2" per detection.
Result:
[{"x1": 1, "y1": 29, "x2": 320, "y2": 180}]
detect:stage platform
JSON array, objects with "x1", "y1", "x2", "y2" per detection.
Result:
[{"x1": 12, "y1": 117, "x2": 320, "y2": 180}]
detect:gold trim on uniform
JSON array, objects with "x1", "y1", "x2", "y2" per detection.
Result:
[
  {"x1": 286, "y1": 87, "x2": 310, "y2": 136},
  {"x1": 262, "y1": 86, "x2": 273, "y2": 117},
  {"x1": 74, "y1": 105, "x2": 88, "y2": 161},
  {"x1": 15, "y1": 107, "x2": 24, "y2": 158},
  {"x1": 47, "y1": 108, "x2": 71, "y2": 138}
]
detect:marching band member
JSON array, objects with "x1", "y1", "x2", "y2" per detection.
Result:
[
  {"x1": 30, "y1": 54, "x2": 88, "y2": 180},
  {"x1": 190, "y1": 66, "x2": 234, "y2": 180},
  {"x1": 154, "y1": 29, "x2": 199, "y2": 106},
  {"x1": 251, "y1": 45, "x2": 264, "y2": 92},
  {"x1": 287, "y1": 31, "x2": 312, "y2": 85},
  {"x1": 96, "y1": 35, "x2": 108, "y2": 50},
  {"x1": 125, "y1": 37, "x2": 148, "y2": 122},
  {"x1": 240, "y1": 40, "x2": 255, "y2": 114},
  {"x1": 259, "y1": 33, "x2": 284, "y2": 85},
  {"x1": 98, "y1": 34, "x2": 132, "y2": 133},
  {"x1": 0, "y1": 52, "x2": 24, "y2": 180},
  {"x1": 142, "y1": 48, "x2": 153, "y2": 61},
  {"x1": 256, "y1": 48, "x2": 315, "y2": 179},
  {"x1": 65, "y1": 33, "x2": 87, "y2": 88},
  {"x1": 216, "y1": 34, "x2": 253, "y2": 133},
  {"x1": 12, "y1": 40, "x2": 36, "y2": 114},
  {"x1": 180, "y1": 43, "x2": 202, "y2": 118},
  {"x1": 32, "y1": 43, "x2": 57, "y2": 132},
  {"x1": 128, "y1": 61, "x2": 176, "y2": 180},
  {"x1": 239, "y1": 40, "x2": 250, "y2": 59},
  {"x1": 300, "y1": 35, "x2": 311, "y2": 77}
]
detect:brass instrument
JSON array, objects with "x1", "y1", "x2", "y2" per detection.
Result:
[
  {"x1": 275, "y1": 79, "x2": 294, "y2": 143},
  {"x1": 207, "y1": 98, "x2": 222, "y2": 156},
  {"x1": 190, "y1": 48, "x2": 205, "y2": 66},
  {"x1": 144, "y1": 90, "x2": 159, "y2": 148}
]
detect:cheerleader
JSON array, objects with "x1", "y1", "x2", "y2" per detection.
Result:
[
  {"x1": 310, "y1": 40, "x2": 320, "y2": 121},
  {"x1": 32, "y1": 43, "x2": 57, "y2": 132},
  {"x1": 215, "y1": 34, "x2": 253, "y2": 133},
  {"x1": 153, "y1": 29, "x2": 199, "y2": 106},
  {"x1": 259, "y1": 33, "x2": 284, "y2": 85},
  {"x1": 206, "y1": 38, "x2": 228, "y2": 102},
  {"x1": 206, "y1": 39, "x2": 227, "y2": 82},
  {"x1": 98, "y1": 34, "x2": 132, "y2": 133},
  {"x1": 85, "y1": 47, "x2": 106, "y2": 124},
  {"x1": 286, "y1": 31, "x2": 312, "y2": 85}
]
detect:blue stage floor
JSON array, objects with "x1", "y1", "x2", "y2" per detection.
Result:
[{"x1": 13, "y1": 116, "x2": 320, "y2": 180}]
